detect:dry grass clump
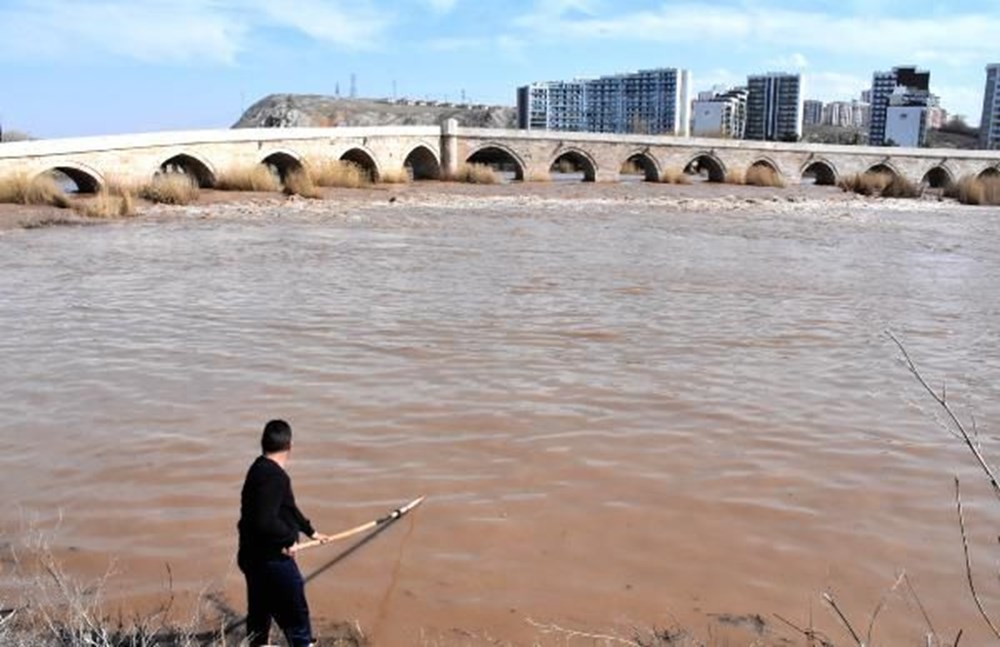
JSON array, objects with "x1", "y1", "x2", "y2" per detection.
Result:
[
  {"x1": 308, "y1": 160, "x2": 368, "y2": 188},
  {"x1": 140, "y1": 173, "x2": 199, "y2": 205},
  {"x1": 378, "y1": 168, "x2": 410, "y2": 184},
  {"x1": 283, "y1": 170, "x2": 324, "y2": 199},
  {"x1": 215, "y1": 164, "x2": 281, "y2": 192},
  {"x1": 448, "y1": 163, "x2": 499, "y2": 184},
  {"x1": 75, "y1": 190, "x2": 136, "y2": 219},
  {"x1": 839, "y1": 172, "x2": 921, "y2": 199},
  {"x1": 745, "y1": 165, "x2": 786, "y2": 188},
  {"x1": 944, "y1": 175, "x2": 1000, "y2": 206},
  {"x1": 0, "y1": 173, "x2": 71, "y2": 208},
  {"x1": 526, "y1": 171, "x2": 552, "y2": 182},
  {"x1": 660, "y1": 167, "x2": 691, "y2": 185}
]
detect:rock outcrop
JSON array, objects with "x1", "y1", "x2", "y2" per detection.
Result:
[{"x1": 233, "y1": 94, "x2": 516, "y2": 129}]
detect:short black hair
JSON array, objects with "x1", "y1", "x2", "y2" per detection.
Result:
[{"x1": 261, "y1": 419, "x2": 292, "y2": 454}]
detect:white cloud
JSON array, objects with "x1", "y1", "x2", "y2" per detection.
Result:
[
  {"x1": 511, "y1": 3, "x2": 1000, "y2": 68},
  {"x1": 769, "y1": 53, "x2": 809, "y2": 70},
  {"x1": 0, "y1": 0, "x2": 393, "y2": 64}
]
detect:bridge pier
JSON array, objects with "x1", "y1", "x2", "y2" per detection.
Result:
[{"x1": 441, "y1": 119, "x2": 459, "y2": 179}]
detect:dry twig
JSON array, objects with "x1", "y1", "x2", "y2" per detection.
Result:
[
  {"x1": 888, "y1": 331, "x2": 1000, "y2": 500},
  {"x1": 822, "y1": 592, "x2": 864, "y2": 646},
  {"x1": 955, "y1": 477, "x2": 1000, "y2": 640}
]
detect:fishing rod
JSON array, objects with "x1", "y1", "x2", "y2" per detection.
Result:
[{"x1": 293, "y1": 495, "x2": 425, "y2": 554}]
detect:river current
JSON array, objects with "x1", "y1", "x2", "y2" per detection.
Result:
[{"x1": 1, "y1": 186, "x2": 999, "y2": 644}]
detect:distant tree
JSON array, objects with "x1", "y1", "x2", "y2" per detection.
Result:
[
  {"x1": 0, "y1": 128, "x2": 32, "y2": 142},
  {"x1": 939, "y1": 115, "x2": 979, "y2": 137}
]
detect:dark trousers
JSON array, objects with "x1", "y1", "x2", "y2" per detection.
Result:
[{"x1": 241, "y1": 556, "x2": 313, "y2": 647}]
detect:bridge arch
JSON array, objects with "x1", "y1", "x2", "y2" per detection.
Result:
[
  {"x1": 866, "y1": 162, "x2": 900, "y2": 178},
  {"x1": 403, "y1": 145, "x2": 440, "y2": 180},
  {"x1": 921, "y1": 165, "x2": 954, "y2": 189},
  {"x1": 158, "y1": 153, "x2": 216, "y2": 188},
  {"x1": 34, "y1": 163, "x2": 104, "y2": 194},
  {"x1": 683, "y1": 152, "x2": 726, "y2": 183},
  {"x1": 620, "y1": 151, "x2": 661, "y2": 182},
  {"x1": 261, "y1": 150, "x2": 304, "y2": 180},
  {"x1": 978, "y1": 166, "x2": 1000, "y2": 179},
  {"x1": 549, "y1": 148, "x2": 597, "y2": 182},
  {"x1": 340, "y1": 147, "x2": 381, "y2": 182},
  {"x1": 466, "y1": 143, "x2": 526, "y2": 181},
  {"x1": 800, "y1": 159, "x2": 838, "y2": 186}
]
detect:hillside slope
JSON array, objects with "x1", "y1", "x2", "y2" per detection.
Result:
[{"x1": 233, "y1": 94, "x2": 517, "y2": 129}]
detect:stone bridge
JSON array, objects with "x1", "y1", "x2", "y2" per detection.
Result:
[{"x1": 1, "y1": 121, "x2": 998, "y2": 192}]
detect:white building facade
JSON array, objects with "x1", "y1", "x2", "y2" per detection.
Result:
[{"x1": 691, "y1": 87, "x2": 748, "y2": 139}]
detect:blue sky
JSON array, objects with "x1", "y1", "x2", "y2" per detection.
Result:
[{"x1": 0, "y1": 0, "x2": 997, "y2": 138}]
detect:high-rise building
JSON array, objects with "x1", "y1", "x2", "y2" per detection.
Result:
[
  {"x1": 517, "y1": 68, "x2": 691, "y2": 136},
  {"x1": 691, "y1": 87, "x2": 748, "y2": 139},
  {"x1": 980, "y1": 64, "x2": 1000, "y2": 149},
  {"x1": 745, "y1": 73, "x2": 802, "y2": 141},
  {"x1": 869, "y1": 66, "x2": 932, "y2": 146},
  {"x1": 803, "y1": 100, "x2": 824, "y2": 127},
  {"x1": 821, "y1": 100, "x2": 870, "y2": 129}
]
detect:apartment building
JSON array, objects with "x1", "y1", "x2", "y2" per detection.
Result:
[
  {"x1": 745, "y1": 73, "x2": 802, "y2": 141},
  {"x1": 517, "y1": 68, "x2": 691, "y2": 136},
  {"x1": 980, "y1": 64, "x2": 1000, "y2": 149}
]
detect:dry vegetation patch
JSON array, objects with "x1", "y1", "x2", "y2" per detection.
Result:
[
  {"x1": 283, "y1": 170, "x2": 324, "y2": 199},
  {"x1": 140, "y1": 173, "x2": 200, "y2": 205},
  {"x1": 448, "y1": 163, "x2": 499, "y2": 184},
  {"x1": 945, "y1": 175, "x2": 1000, "y2": 206},
  {"x1": 308, "y1": 160, "x2": 368, "y2": 188},
  {"x1": 839, "y1": 172, "x2": 921, "y2": 199},
  {"x1": 0, "y1": 173, "x2": 71, "y2": 208},
  {"x1": 745, "y1": 165, "x2": 786, "y2": 188},
  {"x1": 660, "y1": 167, "x2": 691, "y2": 185},
  {"x1": 215, "y1": 165, "x2": 281, "y2": 192}
]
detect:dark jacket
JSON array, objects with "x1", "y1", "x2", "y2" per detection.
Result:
[{"x1": 237, "y1": 455, "x2": 315, "y2": 566}]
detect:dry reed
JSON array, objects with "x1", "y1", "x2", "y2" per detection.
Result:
[
  {"x1": 140, "y1": 173, "x2": 199, "y2": 205},
  {"x1": 724, "y1": 168, "x2": 746, "y2": 185},
  {"x1": 660, "y1": 167, "x2": 691, "y2": 185},
  {"x1": 745, "y1": 165, "x2": 786, "y2": 188},
  {"x1": 945, "y1": 175, "x2": 1000, "y2": 206},
  {"x1": 448, "y1": 163, "x2": 499, "y2": 184},
  {"x1": 307, "y1": 160, "x2": 368, "y2": 188},
  {"x1": 553, "y1": 158, "x2": 576, "y2": 174},
  {"x1": 839, "y1": 172, "x2": 921, "y2": 199},
  {"x1": 283, "y1": 170, "x2": 324, "y2": 199},
  {"x1": 378, "y1": 168, "x2": 411, "y2": 185},
  {"x1": 620, "y1": 161, "x2": 643, "y2": 176},
  {"x1": 526, "y1": 171, "x2": 552, "y2": 183},
  {"x1": 0, "y1": 173, "x2": 71, "y2": 208},
  {"x1": 75, "y1": 190, "x2": 136, "y2": 219},
  {"x1": 215, "y1": 165, "x2": 281, "y2": 192}
]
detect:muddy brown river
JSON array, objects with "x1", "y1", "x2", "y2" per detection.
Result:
[{"x1": 2, "y1": 183, "x2": 1000, "y2": 644}]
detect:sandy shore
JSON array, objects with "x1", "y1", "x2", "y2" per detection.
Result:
[{"x1": 0, "y1": 180, "x2": 976, "y2": 233}]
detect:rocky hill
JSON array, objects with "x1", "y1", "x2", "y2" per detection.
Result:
[{"x1": 233, "y1": 94, "x2": 516, "y2": 129}]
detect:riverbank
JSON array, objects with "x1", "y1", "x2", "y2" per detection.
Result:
[{"x1": 0, "y1": 179, "x2": 977, "y2": 233}]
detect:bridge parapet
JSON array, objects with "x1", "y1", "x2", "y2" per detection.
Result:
[{"x1": 0, "y1": 124, "x2": 997, "y2": 190}]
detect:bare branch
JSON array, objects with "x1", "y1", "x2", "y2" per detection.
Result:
[
  {"x1": 887, "y1": 331, "x2": 1000, "y2": 501},
  {"x1": 773, "y1": 613, "x2": 835, "y2": 646},
  {"x1": 955, "y1": 476, "x2": 1000, "y2": 640}
]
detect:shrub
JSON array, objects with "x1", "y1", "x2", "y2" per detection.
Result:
[
  {"x1": 620, "y1": 161, "x2": 643, "y2": 176},
  {"x1": 215, "y1": 164, "x2": 281, "y2": 192},
  {"x1": 0, "y1": 173, "x2": 71, "y2": 208},
  {"x1": 307, "y1": 160, "x2": 367, "y2": 188},
  {"x1": 448, "y1": 163, "x2": 499, "y2": 184},
  {"x1": 745, "y1": 165, "x2": 786, "y2": 188},
  {"x1": 140, "y1": 173, "x2": 199, "y2": 205},
  {"x1": 283, "y1": 170, "x2": 323, "y2": 199}
]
